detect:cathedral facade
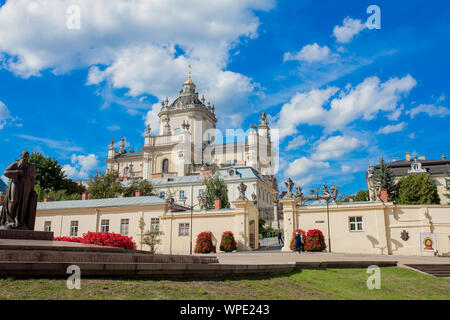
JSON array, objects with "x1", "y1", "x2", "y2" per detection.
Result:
[{"x1": 105, "y1": 72, "x2": 279, "y2": 223}]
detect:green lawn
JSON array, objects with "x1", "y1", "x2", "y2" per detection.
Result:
[{"x1": 0, "y1": 267, "x2": 448, "y2": 300}]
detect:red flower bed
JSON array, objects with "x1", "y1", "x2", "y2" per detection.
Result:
[
  {"x1": 289, "y1": 229, "x2": 306, "y2": 251},
  {"x1": 194, "y1": 232, "x2": 215, "y2": 254},
  {"x1": 54, "y1": 232, "x2": 136, "y2": 250},
  {"x1": 219, "y1": 231, "x2": 237, "y2": 252},
  {"x1": 304, "y1": 229, "x2": 327, "y2": 252},
  {"x1": 53, "y1": 236, "x2": 82, "y2": 243}
]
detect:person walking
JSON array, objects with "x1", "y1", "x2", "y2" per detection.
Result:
[
  {"x1": 294, "y1": 232, "x2": 301, "y2": 254},
  {"x1": 277, "y1": 230, "x2": 284, "y2": 245}
]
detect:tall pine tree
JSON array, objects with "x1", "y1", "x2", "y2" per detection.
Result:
[{"x1": 373, "y1": 157, "x2": 397, "y2": 201}]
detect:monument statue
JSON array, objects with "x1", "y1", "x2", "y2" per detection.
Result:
[
  {"x1": 284, "y1": 178, "x2": 294, "y2": 198},
  {"x1": 237, "y1": 182, "x2": 248, "y2": 200},
  {"x1": 0, "y1": 151, "x2": 38, "y2": 230}
]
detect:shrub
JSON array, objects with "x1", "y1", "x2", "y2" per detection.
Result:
[
  {"x1": 289, "y1": 229, "x2": 306, "y2": 251},
  {"x1": 194, "y1": 232, "x2": 215, "y2": 254},
  {"x1": 304, "y1": 229, "x2": 327, "y2": 252},
  {"x1": 54, "y1": 232, "x2": 136, "y2": 250},
  {"x1": 53, "y1": 236, "x2": 82, "y2": 243},
  {"x1": 219, "y1": 231, "x2": 237, "y2": 252}
]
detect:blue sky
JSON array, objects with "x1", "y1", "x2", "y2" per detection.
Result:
[{"x1": 0, "y1": 0, "x2": 449, "y2": 195}]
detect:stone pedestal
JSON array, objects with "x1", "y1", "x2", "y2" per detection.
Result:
[{"x1": 0, "y1": 230, "x2": 54, "y2": 241}]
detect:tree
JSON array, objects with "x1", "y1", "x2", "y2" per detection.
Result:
[
  {"x1": 142, "y1": 230, "x2": 164, "y2": 253},
  {"x1": 123, "y1": 179, "x2": 155, "y2": 197},
  {"x1": 354, "y1": 190, "x2": 370, "y2": 202},
  {"x1": 373, "y1": 157, "x2": 397, "y2": 201},
  {"x1": 203, "y1": 174, "x2": 230, "y2": 209},
  {"x1": 29, "y1": 152, "x2": 66, "y2": 191},
  {"x1": 397, "y1": 173, "x2": 440, "y2": 205},
  {"x1": 35, "y1": 185, "x2": 82, "y2": 202},
  {"x1": 87, "y1": 171, "x2": 124, "y2": 199},
  {"x1": 28, "y1": 152, "x2": 85, "y2": 199}
]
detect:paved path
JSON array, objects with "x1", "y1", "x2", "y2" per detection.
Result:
[{"x1": 214, "y1": 250, "x2": 450, "y2": 266}]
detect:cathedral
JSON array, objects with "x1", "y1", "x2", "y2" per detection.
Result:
[{"x1": 105, "y1": 70, "x2": 279, "y2": 223}]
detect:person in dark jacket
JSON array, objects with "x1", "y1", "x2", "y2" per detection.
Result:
[
  {"x1": 294, "y1": 232, "x2": 301, "y2": 253},
  {"x1": 277, "y1": 231, "x2": 284, "y2": 245},
  {"x1": 299, "y1": 232, "x2": 305, "y2": 252}
]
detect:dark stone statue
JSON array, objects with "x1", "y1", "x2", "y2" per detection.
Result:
[{"x1": 0, "y1": 151, "x2": 37, "y2": 230}]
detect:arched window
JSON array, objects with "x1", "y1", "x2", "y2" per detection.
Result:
[
  {"x1": 162, "y1": 159, "x2": 169, "y2": 173},
  {"x1": 123, "y1": 167, "x2": 129, "y2": 177}
]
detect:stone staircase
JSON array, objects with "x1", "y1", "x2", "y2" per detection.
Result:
[{"x1": 405, "y1": 264, "x2": 450, "y2": 277}]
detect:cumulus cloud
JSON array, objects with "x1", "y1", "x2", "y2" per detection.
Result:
[
  {"x1": 312, "y1": 135, "x2": 367, "y2": 161},
  {"x1": 377, "y1": 122, "x2": 406, "y2": 135},
  {"x1": 406, "y1": 104, "x2": 450, "y2": 119},
  {"x1": 284, "y1": 43, "x2": 331, "y2": 63},
  {"x1": 274, "y1": 75, "x2": 417, "y2": 138},
  {"x1": 62, "y1": 154, "x2": 98, "y2": 180},
  {"x1": 0, "y1": 101, "x2": 12, "y2": 129},
  {"x1": 284, "y1": 156, "x2": 330, "y2": 186},
  {"x1": 0, "y1": 0, "x2": 273, "y2": 124},
  {"x1": 333, "y1": 17, "x2": 366, "y2": 44},
  {"x1": 285, "y1": 135, "x2": 307, "y2": 151}
]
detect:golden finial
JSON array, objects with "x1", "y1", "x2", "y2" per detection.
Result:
[{"x1": 184, "y1": 64, "x2": 194, "y2": 85}]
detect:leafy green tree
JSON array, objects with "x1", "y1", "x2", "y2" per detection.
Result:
[
  {"x1": 123, "y1": 179, "x2": 155, "y2": 197},
  {"x1": 142, "y1": 230, "x2": 164, "y2": 254},
  {"x1": 337, "y1": 193, "x2": 351, "y2": 203},
  {"x1": 87, "y1": 171, "x2": 124, "y2": 199},
  {"x1": 203, "y1": 174, "x2": 230, "y2": 209},
  {"x1": 29, "y1": 152, "x2": 66, "y2": 191},
  {"x1": 354, "y1": 190, "x2": 370, "y2": 202},
  {"x1": 397, "y1": 173, "x2": 440, "y2": 205},
  {"x1": 35, "y1": 185, "x2": 81, "y2": 202},
  {"x1": 28, "y1": 152, "x2": 85, "y2": 199},
  {"x1": 373, "y1": 157, "x2": 397, "y2": 201}
]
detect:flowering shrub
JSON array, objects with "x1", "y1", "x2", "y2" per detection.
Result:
[
  {"x1": 53, "y1": 236, "x2": 82, "y2": 243},
  {"x1": 54, "y1": 232, "x2": 136, "y2": 250},
  {"x1": 304, "y1": 229, "x2": 327, "y2": 252},
  {"x1": 289, "y1": 229, "x2": 306, "y2": 251},
  {"x1": 194, "y1": 232, "x2": 215, "y2": 254},
  {"x1": 219, "y1": 231, "x2": 237, "y2": 252}
]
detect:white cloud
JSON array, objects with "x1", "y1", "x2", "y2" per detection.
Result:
[
  {"x1": 377, "y1": 122, "x2": 406, "y2": 135},
  {"x1": 17, "y1": 134, "x2": 84, "y2": 152},
  {"x1": 0, "y1": 0, "x2": 274, "y2": 125},
  {"x1": 106, "y1": 124, "x2": 121, "y2": 131},
  {"x1": 284, "y1": 43, "x2": 331, "y2": 63},
  {"x1": 284, "y1": 156, "x2": 330, "y2": 186},
  {"x1": 333, "y1": 17, "x2": 366, "y2": 44},
  {"x1": 145, "y1": 102, "x2": 161, "y2": 135},
  {"x1": 63, "y1": 154, "x2": 98, "y2": 180},
  {"x1": 0, "y1": 101, "x2": 11, "y2": 129},
  {"x1": 274, "y1": 75, "x2": 416, "y2": 138},
  {"x1": 406, "y1": 104, "x2": 450, "y2": 119},
  {"x1": 285, "y1": 135, "x2": 307, "y2": 151},
  {"x1": 312, "y1": 135, "x2": 367, "y2": 161}
]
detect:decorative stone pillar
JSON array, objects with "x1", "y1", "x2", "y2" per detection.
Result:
[{"x1": 279, "y1": 198, "x2": 297, "y2": 252}]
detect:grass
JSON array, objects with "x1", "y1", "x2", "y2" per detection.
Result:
[{"x1": 0, "y1": 267, "x2": 448, "y2": 300}]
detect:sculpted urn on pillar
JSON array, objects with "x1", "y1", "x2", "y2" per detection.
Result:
[{"x1": 0, "y1": 151, "x2": 38, "y2": 230}]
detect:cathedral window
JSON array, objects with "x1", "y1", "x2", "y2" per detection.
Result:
[{"x1": 162, "y1": 159, "x2": 169, "y2": 173}]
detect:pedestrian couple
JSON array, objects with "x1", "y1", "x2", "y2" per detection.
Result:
[{"x1": 295, "y1": 232, "x2": 305, "y2": 254}]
